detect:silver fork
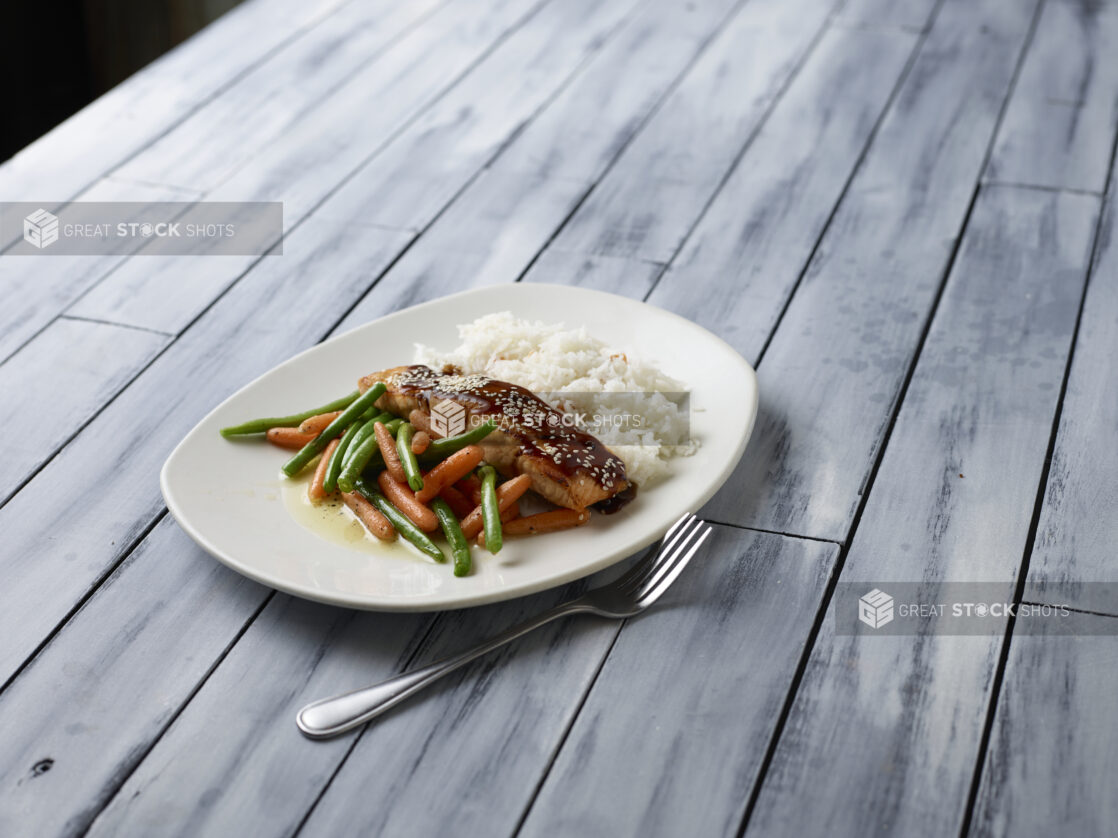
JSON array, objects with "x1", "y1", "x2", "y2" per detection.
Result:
[{"x1": 297, "y1": 513, "x2": 713, "y2": 739}]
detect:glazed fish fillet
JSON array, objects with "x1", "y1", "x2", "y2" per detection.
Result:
[{"x1": 358, "y1": 365, "x2": 633, "y2": 512}]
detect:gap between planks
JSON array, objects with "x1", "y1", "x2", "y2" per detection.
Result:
[
  {"x1": 59, "y1": 314, "x2": 174, "y2": 338},
  {"x1": 981, "y1": 179, "x2": 1103, "y2": 198},
  {"x1": 1020, "y1": 602, "x2": 1118, "y2": 622}
]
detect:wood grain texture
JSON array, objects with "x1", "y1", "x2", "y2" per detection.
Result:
[
  {"x1": 518, "y1": 532, "x2": 838, "y2": 838},
  {"x1": 66, "y1": 0, "x2": 550, "y2": 334},
  {"x1": 744, "y1": 184, "x2": 1099, "y2": 837},
  {"x1": 522, "y1": 250, "x2": 665, "y2": 298},
  {"x1": 0, "y1": 517, "x2": 269, "y2": 838},
  {"x1": 1024, "y1": 168, "x2": 1118, "y2": 615},
  {"x1": 310, "y1": 0, "x2": 646, "y2": 233},
  {"x1": 969, "y1": 614, "x2": 1118, "y2": 838},
  {"x1": 492, "y1": 0, "x2": 743, "y2": 182},
  {"x1": 645, "y1": 25, "x2": 917, "y2": 355},
  {"x1": 0, "y1": 219, "x2": 411, "y2": 689},
  {"x1": 837, "y1": 0, "x2": 940, "y2": 31},
  {"x1": 700, "y1": 0, "x2": 1042, "y2": 541},
  {"x1": 332, "y1": 0, "x2": 756, "y2": 327},
  {"x1": 86, "y1": 594, "x2": 431, "y2": 838},
  {"x1": 0, "y1": 178, "x2": 193, "y2": 365},
  {"x1": 985, "y1": 0, "x2": 1118, "y2": 193},
  {"x1": 111, "y1": 0, "x2": 446, "y2": 192},
  {"x1": 335, "y1": 0, "x2": 896, "y2": 331},
  {"x1": 1, "y1": 1, "x2": 1114, "y2": 835},
  {"x1": 0, "y1": 317, "x2": 168, "y2": 505},
  {"x1": 98, "y1": 578, "x2": 610, "y2": 838},
  {"x1": 334, "y1": 171, "x2": 589, "y2": 330},
  {"x1": 0, "y1": 0, "x2": 354, "y2": 206},
  {"x1": 540, "y1": 0, "x2": 840, "y2": 264},
  {"x1": 298, "y1": 528, "x2": 823, "y2": 838}
]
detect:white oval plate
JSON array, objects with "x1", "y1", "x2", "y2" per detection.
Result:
[{"x1": 161, "y1": 283, "x2": 757, "y2": 611}]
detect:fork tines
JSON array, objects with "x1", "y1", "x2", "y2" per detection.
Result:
[{"x1": 614, "y1": 513, "x2": 712, "y2": 603}]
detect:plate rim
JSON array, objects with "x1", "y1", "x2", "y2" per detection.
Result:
[{"x1": 161, "y1": 282, "x2": 758, "y2": 611}]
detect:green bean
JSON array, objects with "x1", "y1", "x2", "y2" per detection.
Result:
[
  {"x1": 340, "y1": 412, "x2": 391, "y2": 467},
  {"x1": 353, "y1": 405, "x2": 386, "y2": 427},
  {"x1": 337, "y1": 433, "x2": 384, "y2": 493},
  {"x1": 383, "y1": 417, "x2": 404, "y2": 435},
  {"x1": 356, "y1": 480, "x2": 444, "y2": 562},
  {"x1": 396, "y1": 423, "x2": 424, "y2": 492},
  {"x1": 338, "y1": 410, "x2": 393, "y2": 470},
  {"x1": 281, "y1": 383, "x2": 386, "y2": 477},
  {"x1": 323, "y1": 420, "x2": 362, "y2": 494},
  {"x1": 478, "y1": 465, "x2": 502, "y2": 554},
  {"x1": 220, "y1": 390, "x2": 360, "y2": 437},
  {"x1": 431, "y1": 498, "x2": 471, "y2": 576},
  {"x1": 419, "y1": 419, "x2": 497, "y2": 462}
]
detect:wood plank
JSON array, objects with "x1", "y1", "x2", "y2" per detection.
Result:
[
  {"x1": 111, "y1": 0, "x2": 446, "y2": 192},
  {"x1": 0, "y1": 0, "x2": 354, "y2": 206},
  {"x1": 305, "y1": 0, "x2": 650, "y2": 234},
  {"x1": 985, "y1": 0, "x2": 1118, "y2": 193},
  {"x1": 1024, "y1": 169, "x2": 1118, "y2": 615},
  {"x1": 63, "y1": 0, "x2": 549, "y2": 334},
  {"x1": 297, "y1": 529, "x2": 827, "y2": 838},
  {"x1": 640, "y1": 24, "x2": 917, "y2": 349},
  {"x1": 743, "y1": 184, "x2": 1099, "y2": 837},
  {"x1": 697, "y1": 0, "x2": 1043, "y2": 541},
  {"x1": 518, "y1": 532, "x2": 839, "y2": 838},
  {"x1": 0, "y1": 520, "x2": 429, "y2": 838},
  {"x1": 331, "y1": 0, "x2": 775, "y2": 328},
  {"x1": 2, "y1": 0, "x2": 464, "y2": 364},
  {"x1": 89, "y1": 579, "x2": 601, "y2": 838},
  {"x1": 837, "y1": 0, "x2": 940, "y2": 31},
  {"x1": 83, "y1": 595, "x2": 431, "y2": 837},
  {"x1": 0, "y1": 517, "x2": 272, "y2": 837},
  {"x1": 523, "y1": 250, "x2": 665, "y2": 298},
  {"x1": 333, "y1": 0, "x2": 869, "y2": 331},
  {"x1": 542, "y1": 0, "x2": 839, "y2": 264},
  {"x1": 334, "y1": 171, "x2": 589, "y2": 329},
  {"x1": 0, "y1": 178, "x2": 194, "y2": 365},
  {"x1": 492, "y1": 0, "x2": 743, "y2": 183},
  {"x1": 66, "y1": 0, "x2": 628, "y2": 335},
  {"x1": 0, "y1": 318, "x2": 168, "y2": 505},
  {"x1": 969, "y1": 614, "x2": 1118, "y2": 837},
  {"x1": 0, "y1": 217, "x2": 412, "y2": 689}
]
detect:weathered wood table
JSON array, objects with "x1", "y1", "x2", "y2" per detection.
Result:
[{"x1": 2, "y1": 0, "x2": 1116, "y2": 834}]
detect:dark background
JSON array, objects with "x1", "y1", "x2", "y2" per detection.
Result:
[{"x1": 2, "y1": 0, "x2": 243, "y2": 163}]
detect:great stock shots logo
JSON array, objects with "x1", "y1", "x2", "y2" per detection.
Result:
[
  {"x1": 858, "y1": 588, "x2": 895, "y2": 629},
  {"x1": 837, "y1": 583, "x2": 1092, "y2": 635},
  {"x1": 430, "y1": 399, "x2": 467, "y2": 437},
  {"x1": 5, "y1": 202, "x2": 283, "y2": 255},
  {"x1": 23, "y1": 208, "x2": 59, "y2": 249}
]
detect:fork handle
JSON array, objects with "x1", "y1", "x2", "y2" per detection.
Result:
[{"x1": 297, "y1": 600, "x2": 591, "y2": 739}]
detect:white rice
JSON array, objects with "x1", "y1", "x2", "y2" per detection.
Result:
[{"x1": 415, "y1": 312, "x2": 696, "y2": 486}]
